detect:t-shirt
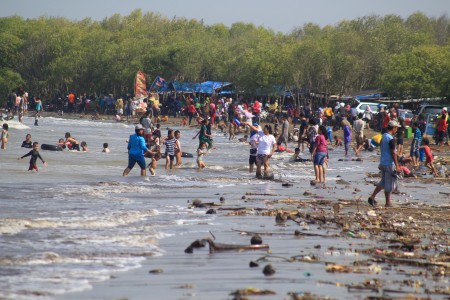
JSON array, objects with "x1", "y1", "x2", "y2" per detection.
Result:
[
  {"x1": 412, "y1": 128, "x2": 422, "y2": 148},
  {"x1": 127, "y1": 134, "x2": 148, "y2": 160},
  {"x1": 314, "y1": 134, "x2": 328, "y2": 153},
  {"x1": 307, "y1": 125, "x2": 318, "y2": 143},
  {"x1": 164, "y1": 138, "x2": 176, "y2": 156},
  {"x1": 399, "y1": 165, "x2": 411, "y2": 175},
  {"x1": 343, "y1": 125, "x2": 352, "y2": 142},
  {"x1": 21, "y1": 140, "x2": 32, "y2": 148},
  {"x1": 380, "y1": 133, "x2": 395, "y2": 166},
  {"x1": 141, "y1": 117, "x2": 152, "y2": 134},
  {"x1": 249, "y1": 133, "x2": 259, "y2": 156},
  {"x1": 423, "y1": 145, "x2": 433, "y2": 162},
  {"x1": 256, "y1": 130, "x2": 276, "y2": 155},
  {"x1": 353, "y1": 119, "x2": 365, "y2": 137}
]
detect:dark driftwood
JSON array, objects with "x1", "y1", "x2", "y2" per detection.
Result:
[{"x1": 205, "y1": 239, "x2": 269, "y2": 253}]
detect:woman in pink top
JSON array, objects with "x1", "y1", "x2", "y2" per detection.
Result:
[{"x1": 311, "y1": 125, "x2": 329, "y2": 184}]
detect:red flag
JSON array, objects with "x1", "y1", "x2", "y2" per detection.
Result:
[{"x1": 135, "y1": 71, "x2": 148, "y2": 97}]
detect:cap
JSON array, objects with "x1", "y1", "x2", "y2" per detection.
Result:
[
  {"x1": 135, "y1": 124, "x2": 143, "y2": 130},
  {"x1": 388, "y1": 120, "x2": 401, "y2": 127}
]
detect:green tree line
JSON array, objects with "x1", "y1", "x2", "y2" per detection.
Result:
[{"x1": 0, "y1": 10, "x2": 449, "y2": 104}]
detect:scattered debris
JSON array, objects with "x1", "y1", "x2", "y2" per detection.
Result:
[{"x1": 262, "y1": 264, "x2": 276, "y2": 276}]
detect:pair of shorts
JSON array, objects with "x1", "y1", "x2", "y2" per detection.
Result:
[
  {"x1": 344, "y1": 140, "x2": 350, "y2": 151},
  {"x1": 127, "y1": 155, "x2": 146, "y2": 170},
  {"x1": 257, "y1": 154, "x2": 269, "y2": 164},
  {"x1": 377, "y1": 164, "x2": 397, "y2": 193},
  {"x1": 437, "y1": 131, "x2": 446, "y2": 143},
  {"x1": 249, "y1": 155, "x2": 257, "y2": 165},
  {"x1": 356, "y1": 136, "x2": 364, "y2": 147},
  {"x1": 28, "y1": 163, "x2": 38, "y2": 171},
  {"x1": 166, "y1": 154, "x2": 175, "y2": 161},
  {"x1": 309, "y1": 141, "x2": 315, "y2": 154},
  {"x1": 397, "y1": 138, "x2": 404, "y2": 145},
  {"x1": 313, "y1": 152, "x2": 327, "y2": 166},
  {"x1": 410, "y1": 147, "x2": 419, "y2": 158}
]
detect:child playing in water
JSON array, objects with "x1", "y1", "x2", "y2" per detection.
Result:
[
  {"x1": 174, "y1": 130, "x2": 182, "y2": 167},
  {"x1": 161, "y1": 129, "x2": 176, "y2": 170},
  {"x1": 147, "y1": 145, "x2": 161, "y2": 175},
  {"x1": 419, "y1": 138, "x2": 438, "y2": 176},
  {"x1": 21, "y1": 134, "x2": 32, "y2": 148},
  {"x1": 57, "y1": 138, "x2": 66, "y2": 149},
  {"x1": 80, "y1": 141, "x2": 88, "y2": 151},
  {"x1": 18, "y1": 142, "x2": 47, "y2": 171},
  {"x1": 102, "y1": 143, "x2": 110, "y2": 153},
  {"x1": 197, "y1": 142, "x2": 208, "y2": 169},
  {"x1": 1, "y1": 123, "x2": 9, "y2": 149}
]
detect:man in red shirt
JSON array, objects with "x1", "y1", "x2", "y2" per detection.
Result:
[
  {"x1": 187, "y1": 100, "x2": 197, "y2": 125},
  {"x1": 68, "y1": 93, "x2": 76, "y2": 113}
]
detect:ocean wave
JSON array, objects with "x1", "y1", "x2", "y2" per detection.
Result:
[{"x1": 0, "y1": 210, "x2": 159, "y2": 236}]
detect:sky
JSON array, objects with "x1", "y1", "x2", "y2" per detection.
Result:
[{"x1": 1, "y1": 0, "x2": 449, "y2": 33}]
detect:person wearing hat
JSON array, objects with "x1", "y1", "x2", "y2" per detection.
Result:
[
  {"x1": 368, "y1": 120, "x2": 401, "y2": 207},
  {"x1": 123, "y1": 124, "x2": 150, "y2": 176}
]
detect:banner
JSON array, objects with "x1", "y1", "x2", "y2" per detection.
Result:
[
  {"x1": 150, "y1": 75, "x2": 166, "y2": 90},
  {"x1": 135, "y1": 71, "x2": 148, "y2": 97}
]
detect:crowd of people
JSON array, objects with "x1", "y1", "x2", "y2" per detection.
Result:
[{"x1": 2, "y1": 91, "x2": 448, "y2": 209}]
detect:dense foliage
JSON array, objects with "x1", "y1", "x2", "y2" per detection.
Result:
[{"x1": 0, "y1": 10, "x2": 449, "y2": 104}]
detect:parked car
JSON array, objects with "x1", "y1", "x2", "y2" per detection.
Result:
[
  {"x1": 353, "y1": 101, "x2": 387, "y2": 115},
  {"x1": 412, "y1": 104, "x2": 446, "y2": 124}
]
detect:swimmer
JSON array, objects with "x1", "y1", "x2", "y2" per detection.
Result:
[
  {"x1": 65, "y1": 132, "x2": 80, "y2": 151},
  {"x1": 21, "y1": 134, "x2": 32, "y2": 148},
  {"x1": 102, "y1": 143, "x2": 110, "y2": 153},
  {"x1": 197, "y1": 142, "x2": 208, "y2": 169},
  {"x1": 1, "y1": 123, "x2": 9, "y2": 149},
  {"x1": 80, "y1": 141, "x2": 88, "y2": 152},
  {"x1": 18, "y1": 142, "x2": 47, "y2": 171},
  {"x1": 147, "y1": 145, "x2": 161, "y2": 175},
  {"x1": 57, "y1": 138, "x2": 66, "y2": 149}
]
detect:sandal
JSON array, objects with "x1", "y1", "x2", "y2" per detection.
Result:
[{"x1": 368, "y1": 197, "x2": 377, "y2": 207}]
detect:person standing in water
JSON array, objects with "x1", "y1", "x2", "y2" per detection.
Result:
[
  {"x1": 1, "y1": 123, "x2": 9, "y2": 149},
  {"x1": 197, "y1": 142, "x2": 208, "y2": 169},
  {"x1": 174, "y1": 130, "x2": 182, "y2": 167},
  {"x1": 21, "y1": 134, "x2": 33, "y2": 148},
  {"x1": 18, "y1": 142, "x2": 47, "y2": 171},
  {"x1": 123, "y1": 124, "x2": 150, "y2": 177},
  {"x1": 161, "y1": 129, "x2": 176, "y2": 170},
  {"x1": 245, "y1": 123, "x2": 277, "y2": 179}
]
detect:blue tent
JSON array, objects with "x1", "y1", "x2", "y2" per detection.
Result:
[{"x1": 158, "y1": 81, "x2": 232, "y2": 94}]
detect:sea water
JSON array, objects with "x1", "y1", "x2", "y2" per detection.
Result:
[{"x1": 0, "y1": 116, "x2": 446, "y2": 299}]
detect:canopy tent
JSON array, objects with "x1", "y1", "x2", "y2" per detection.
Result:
[{"x1": 159, "y1": 81, "x2": 232, "y2": 94}]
